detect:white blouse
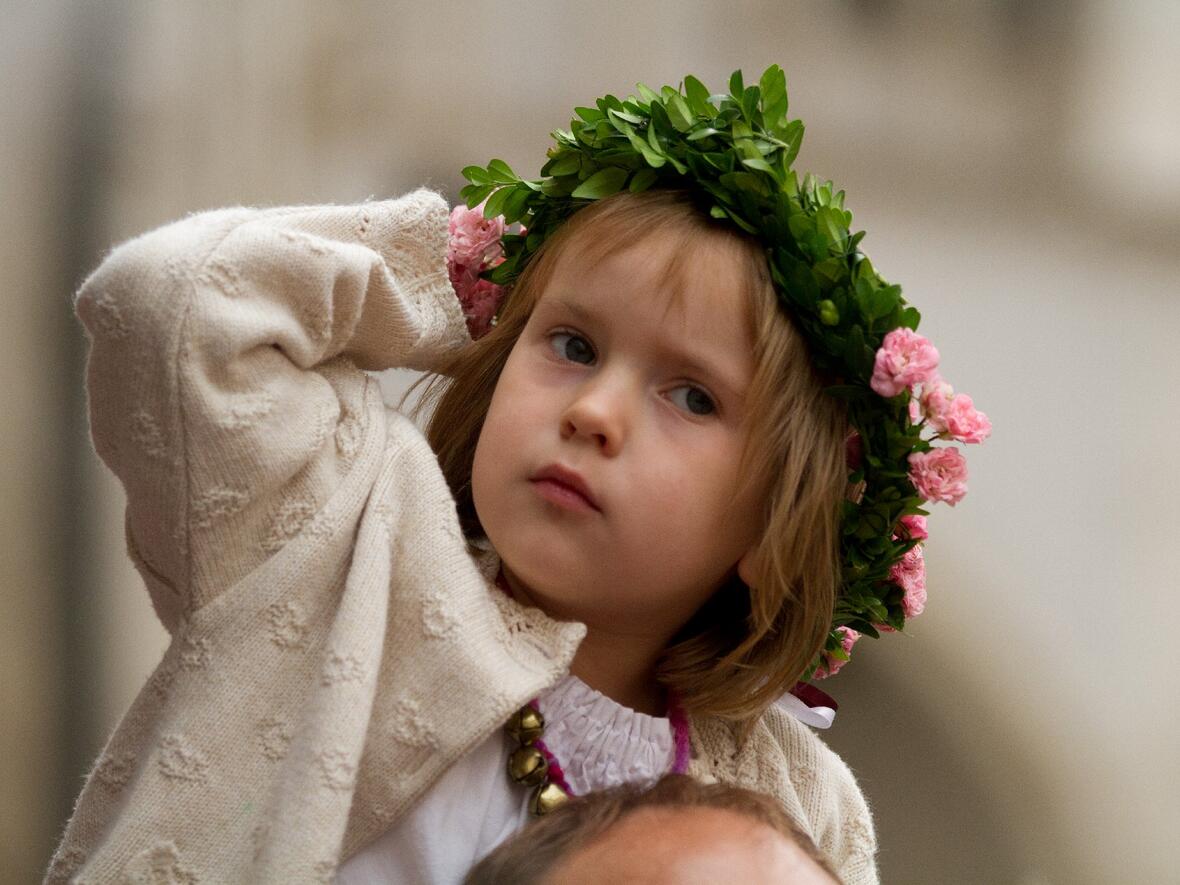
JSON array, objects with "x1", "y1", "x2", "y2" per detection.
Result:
[{"x1": 337, "y1": 675, "x2": 676, "y2": 884}]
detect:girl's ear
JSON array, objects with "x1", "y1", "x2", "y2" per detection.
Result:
[{"x1": 737, "y1": 543, "x2": 760, "y2": 588}]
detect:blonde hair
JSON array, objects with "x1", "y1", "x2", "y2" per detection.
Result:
[{"x1": 419, "y1": 191, "x2": 848, "y2": 731}]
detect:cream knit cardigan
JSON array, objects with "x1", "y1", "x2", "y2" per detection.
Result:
[{"x1": 47, "y1": 191, "x2": 878, "y2": 884}]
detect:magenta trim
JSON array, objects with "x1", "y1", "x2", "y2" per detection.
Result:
[
  {"x1": 533, "y1": 736, "x2": 574, "y2": 795},
  {"x1": 668, "y1": 692, "x2": 692, "y2": 774}
]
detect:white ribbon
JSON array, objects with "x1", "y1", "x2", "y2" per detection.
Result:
[{"x1": 774, "y1": 691, "x2": 837, "y2": 729}]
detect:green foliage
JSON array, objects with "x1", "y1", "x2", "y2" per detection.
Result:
[{"x1": 460, "y1": 67, "x2": 930, "y2": 681}]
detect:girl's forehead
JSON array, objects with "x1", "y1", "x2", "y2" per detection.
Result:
[
  {"x1": 545, "y1": 228, "x2": 756, "y2": 325},
  {"x1": 556, "y1": 223, "x2": 750, "y2": 281}
]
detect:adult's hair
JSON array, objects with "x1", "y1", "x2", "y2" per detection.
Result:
[
  {"x1": 463, "y1": 773, "x2": 841, "y2": 884},
  {"x1": 418, "y1": 190, "x2": 848, "y2": 731}
]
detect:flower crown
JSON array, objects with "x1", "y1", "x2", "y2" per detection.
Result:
[{"x1": 449, "y1": 66, "x2": 990, "y2": 681}]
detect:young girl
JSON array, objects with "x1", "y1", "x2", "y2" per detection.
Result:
[{"x1": 48, "y1": 69, "x2": 986, "y2": 885}]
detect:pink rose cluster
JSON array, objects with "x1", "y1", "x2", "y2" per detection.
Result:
[
  {"x1": 872, "y1": 329, "x2": 991, "y2": 444},
  {"x1": 832, "y1": 329, "x2": 992, "y2": 651},
  {"x1": 890, "y1": 543, "x2": 927, "y2": 618},
  {"x1": 879, "y1": 514, "x2": 929, "y2": 626},
  {"x1": 447, "y1": 203, "x2": 509, "y2": 339},
  {"x1": 814, "y1": 626, "x2": 860, "y2": 680},
  {"x1": 918, "y1": 375, "x2": 992, "y2": 444},
  {"x1": 869, "y1": 327, "x2": 991, "y2": 507}
]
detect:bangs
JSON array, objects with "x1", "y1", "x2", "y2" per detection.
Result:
[{"x1": 533, "y1": 190, "x2": 771, "y2": 324}]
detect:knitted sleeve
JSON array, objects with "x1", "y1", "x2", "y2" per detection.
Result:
[
  {"x1": 75, "y1": 191, "x2": 468, "y2": 630},
  {"x1": 762, "y1": 709, "x2": 879, "y2": 885}
]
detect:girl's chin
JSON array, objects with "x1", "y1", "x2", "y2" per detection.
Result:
[
  {"x1": 497, "y1": 556, "x2": 600, "y2": 614},
  {"x1": 489, "y1": 524, "x2": 601, "y2": 576}
]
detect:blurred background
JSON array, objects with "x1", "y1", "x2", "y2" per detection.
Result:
[{"x1": 3, "y1": 1, "x2": 1177, "y2": 882}]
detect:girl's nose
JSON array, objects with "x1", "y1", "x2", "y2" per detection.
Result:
[{"x1": 560, "y1": 375, "x2": 629, "y2": 456}]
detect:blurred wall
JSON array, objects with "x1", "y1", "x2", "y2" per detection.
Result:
[{"x1": 3, "y1": 1, "x2": 1177, "y2": 882}]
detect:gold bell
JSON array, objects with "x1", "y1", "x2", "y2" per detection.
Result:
[
  {"x1": 529, "y1": 782, "x2": 570, "y2": 816},
  {"x1": 507, "y1": 745, "x2": 548, "y2": 787},
  {"x1": 505, "y1": 706, "x2": 545, "y2": 745}
]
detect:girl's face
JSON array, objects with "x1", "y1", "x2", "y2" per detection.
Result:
[{"x1": 471, "y1": 230, "x2": 763, "y2": 641}]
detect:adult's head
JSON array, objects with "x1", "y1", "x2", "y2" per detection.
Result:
[{"x1": 464, "y1": 774, "x2": 841, "y2": 884}]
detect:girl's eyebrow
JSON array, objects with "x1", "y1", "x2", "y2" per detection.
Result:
[
  {"x1": 540, "y1": 294, "x2": 595, "y2": 324},
  {"x1": 542, "y1": 294, "x2": 749, "y2": 405}
]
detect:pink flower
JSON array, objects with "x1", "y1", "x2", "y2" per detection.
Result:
[
  {"x1": 447, "y1": 258, "x2": 481, "y2": 299},
  {"x1": 898, "y1": 514, "x2": 928, "y2": 540},
  {"x1": 943, "y1": 393, "x2": 992, "y2": 444},
  {"x1": 919, "y1": 376, "x2": 991, "y2": 444},
  {"x1": 814, "y1": 626, "x2": 860, "y2": 679},
  {"x1": 908, "y1": 447, "x2": 969, "y2": 505},
  {"x1": 460, "y1": 278, "x2": 505, "y2": 340},
  {"x1": 890, "y1": 545, "x2": 927, "y2": 618},
  {"x1": 447, "y1": 202, "x2": 510, "y2": 339},
  {"x1": 447, "y1": 203, "x2": 504, "y2": 268},
  {"x1": 918, "y1": 375, "x2": 955, "y2": 431},
  {"x1": 870, "y1": 329, "x2": 940, "y2": 397}
]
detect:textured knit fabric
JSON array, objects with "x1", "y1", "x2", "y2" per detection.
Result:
[
  {"x1": 336, "y1": 674, "x2": 676, "y2": 883},
  {"x1": 47, "y1": 191, "x2": 878, "y2": 884}
]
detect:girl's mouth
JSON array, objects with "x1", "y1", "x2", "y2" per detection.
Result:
[{"x1": 529, "y1": 465, "x2": 601, "y2": 513}]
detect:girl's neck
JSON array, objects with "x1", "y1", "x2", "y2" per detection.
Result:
[
  {"x1": 498, "y1": 565, "x2": 670, "y2": 717},
  {"x1": 567, "y1": 632, "x2": 667, "y2": 716}
]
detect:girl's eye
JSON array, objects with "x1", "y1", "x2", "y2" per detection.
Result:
[
  {"x1": 669, "y1": 385, "x2": 716, "y2": 416},
  {"x1": 550, "y1": 332, "x2": 595, "y2": 365}
]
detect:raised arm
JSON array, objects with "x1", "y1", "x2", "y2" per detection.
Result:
[{"x1": 76, "y1": 190, "x2": 468, "y2": 631}]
